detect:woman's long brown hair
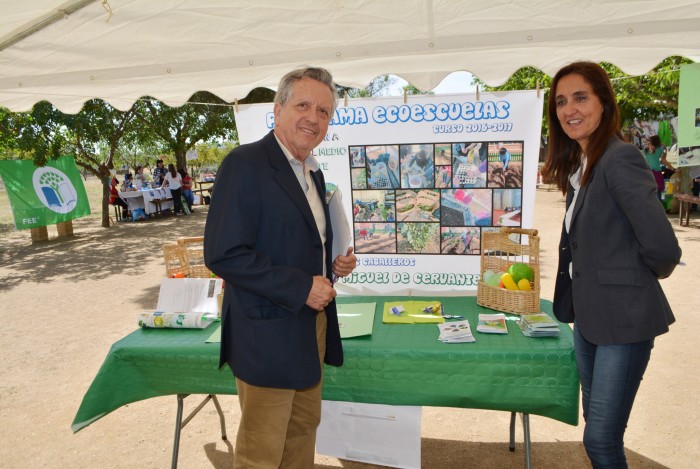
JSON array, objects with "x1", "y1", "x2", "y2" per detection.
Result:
[{"x1": 542, "y1": 62, "x2": 622, "y2": 194}]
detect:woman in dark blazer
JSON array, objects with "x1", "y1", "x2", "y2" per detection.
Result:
[{"x1": 542, "y1": 62, "x2": 681, "y2": 469}]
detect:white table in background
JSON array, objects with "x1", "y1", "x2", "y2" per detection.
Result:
[{"x1": 119, "y1": 188, "x2": 174, "y2": 216}]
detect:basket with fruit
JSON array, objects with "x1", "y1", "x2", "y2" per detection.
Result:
[{"x1": 477, "y1": 227, "x2": 540, "y2": 314}]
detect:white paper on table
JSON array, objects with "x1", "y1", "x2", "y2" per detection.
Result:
[
  {"x1": 328, "y1": 187, "x2": 351, "y2": 262},
  {"x1": 317, "y1": 401, "x2": 421, "y2": 469},
  {"x1": 155, "y1": 278, "x2": 223, "y2": 314}
]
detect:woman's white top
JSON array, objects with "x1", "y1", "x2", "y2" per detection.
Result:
[
  {"x1": 565, "y1": 157, "x2": 587, "y2": 233},
  {"x1": 164, "y1": 172, "x2": 182, "y2": 190},
  {"x1": 565, "y1": 157, "x2": 586, "y2": 278}
]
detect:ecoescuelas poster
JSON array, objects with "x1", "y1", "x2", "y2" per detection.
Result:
[
  {"x1": 0, "y1": 156, "x2": 91, "y2": 229},
  {"x1": 236, "y1": 91, "x2": 542, "y2": 294}
]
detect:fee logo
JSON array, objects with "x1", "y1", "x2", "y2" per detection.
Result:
[{"x1": 32, "y1": 167, "x2": 79, "y2": 214}]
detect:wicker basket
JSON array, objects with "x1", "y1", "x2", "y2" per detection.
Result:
[
  {"x1": 177, "y1": 236, "x2": 213, "y2": 278},
  {"x1": 163, "y1": 243, "x2": 187, "y2": 278},
  {"x1": 476, "y1": 227, "x2": 541, "y2": 314}
]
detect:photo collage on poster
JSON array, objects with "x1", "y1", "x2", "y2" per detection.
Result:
[{"x1": 349, "y1": 141, "x2": 524, "y2": 255}]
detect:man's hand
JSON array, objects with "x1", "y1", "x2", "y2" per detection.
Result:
[
  {"x1": 332, "y1": 247, "x2": 357, "y2": 278},
  {"x1": 306, "y1": 275, "x2": 336, "y2": 311}
]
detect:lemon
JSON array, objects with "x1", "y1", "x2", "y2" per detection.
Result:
[{"x1": 500, "y1": 272, "x2": 519, "y2": 290}]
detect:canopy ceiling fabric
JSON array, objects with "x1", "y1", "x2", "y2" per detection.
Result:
[{"x1": 1, "y1": 0, "x2": 699, "y2": 113}]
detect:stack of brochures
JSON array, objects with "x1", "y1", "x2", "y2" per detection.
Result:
[
  {"x1": 437, "y1": 320, "x2": 475, "y2": 343},
  {"x1": 476, "y1": 313, "x2": 508, "y2": 334},
  {"x1": 518, "y1": 313, "x2": 560, "y2": 337}
]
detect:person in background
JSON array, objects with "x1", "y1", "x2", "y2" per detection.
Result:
[
  {"x1": 133, "y1": 165, "x2": 145, "y2": 189},
  {"x1": 204, "y1": 66, "x2": 357, "y2": 468},
  {"x1": 109, "y1": 176, "x2": 128, "y2": 219},
  {"x1": 152, "y1": 159, "x2": 168, "y2": 187},
  {"x1": 161, "y1": 163, "x2": 184, "y2": 215},
  {"x1": 179, "y1": 168, "x2": 194, "y2": 212},
  {"x1": 643, "y1": 135, "x2": 675, "y2": 200},
  {"x1": 542, "y1": 61, "x2": 681, "y2": 469},
  {"x1": 120, "y1": 173, "x2": 134, "y2": 191}
]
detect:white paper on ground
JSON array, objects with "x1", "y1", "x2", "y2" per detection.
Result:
[{"x1": 317, "y1": 401, "x2": 421, "y2": 469}]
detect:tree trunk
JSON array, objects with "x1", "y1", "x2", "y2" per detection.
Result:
[
  {"x1": 175, "y1": 149, "x2": 187, "y2": 173},
  {"x1": 98, "y1": 164, "x2": 112, "y2": 228}
]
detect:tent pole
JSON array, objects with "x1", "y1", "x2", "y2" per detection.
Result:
[{"x1": 0, "y1": 0, "x2": 98, "y2": 51}]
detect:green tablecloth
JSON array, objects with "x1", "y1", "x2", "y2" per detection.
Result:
[{"x1": 72, "y1": 296, "x2": 579, "y2": 432}]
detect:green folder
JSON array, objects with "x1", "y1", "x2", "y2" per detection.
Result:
[{"x1": 337, "y1": 302, "x2": 376, "y2": 338}]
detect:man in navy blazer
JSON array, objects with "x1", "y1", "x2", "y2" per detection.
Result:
[{"x1": 204, "y1": 67, "x2": 356, "y2": 468}]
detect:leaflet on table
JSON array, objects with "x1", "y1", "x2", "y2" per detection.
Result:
[
  {"x1": 437, "y1": 320, "x2": 475, "y2": 343},
  {"x1": 138, "y1": 311, "x2": 216, "y2": 329},
  {"x1": 337, "y1": 302, "x2": 376, "y2": 338},
  {"x1": 476, "y1": 313, "x2": 508, "y2": 334},
  {"x1": 518, "y1": 312, "x2": 560, "y2": 337}
]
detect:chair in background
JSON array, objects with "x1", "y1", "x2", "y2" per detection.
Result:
[{"x1": 177, "y1": 236, "x2": 213, "y2": 278}]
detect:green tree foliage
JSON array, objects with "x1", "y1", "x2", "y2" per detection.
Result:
[
  {"x1": 601, "y1": 56, "x2": 693, "y2": 123},
  {"x1": 0, "y1": 107, "x2": 14, "y2": 157},
  {"x1": 1, "y1": 93, "x2": 239, "y2": 229},
  {"x1": 0, "y1": 99, "x2": 141, "y2": 227},
  {"x1": 188, "y1": 142, "x2": 236, "y2": 177},
  {"x1": 132, "y1": 91, "x2": 236, "y2": 171},
  {"x1": 474, "y1": 56, "x2": 694, "y2": 136},
  {"x1": 64, "y1": 99, "x2": 141, "y2": 227},
  {"x1": 2, "y1": 101, "x2": 70, "y2": 165}
]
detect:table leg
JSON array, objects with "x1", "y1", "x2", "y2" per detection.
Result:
[
  {"x1": 171, "y1": 394, "x2": 186, "y2": 469},
  {"x1": 171, "y1": 394, "x2": 228, "y2": 469},
  {"x1": 521, "y1": 413, "x2": 532, "y2": 469},
  {"x1": 509, "y1": 411, "x2": 516, "y2": 451},
  {"x1": 507, "y1": 412, "x2": 532, "y2": 469},
  {"x1": 211, "y1": 395, "x2": 228, "y2": 440},
  {"x1": 679, "y1": 201, "x2": 685, "y2": 226}
]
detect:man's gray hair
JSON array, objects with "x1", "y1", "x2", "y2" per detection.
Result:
[{"x1": 274, "y1": 67, "x2": 338, "y2": 116}]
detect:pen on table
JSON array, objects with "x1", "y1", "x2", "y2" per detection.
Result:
[{"x1": 441, "y1": 306, "x2": 463, "y2": 320}]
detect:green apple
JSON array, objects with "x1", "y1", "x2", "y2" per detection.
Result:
[{"x1": 507, "y1": 263, "x2": 534, "y2": 283}]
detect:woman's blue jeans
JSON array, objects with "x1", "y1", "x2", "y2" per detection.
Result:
[{"x1": 574, "y1": 325, "x2": 653, "y2": 469}]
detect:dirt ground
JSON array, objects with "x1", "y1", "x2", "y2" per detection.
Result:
[{"x1": 0, "y1": 188, "x2": 698, "y2": 468}]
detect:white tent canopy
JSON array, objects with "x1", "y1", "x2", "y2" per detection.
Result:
[{"x1": 1, "y1": 0, "x2": 699, "y2": 113}]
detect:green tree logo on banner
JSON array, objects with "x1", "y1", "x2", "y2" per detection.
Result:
[{"x1": 32, "y1": 167, "x2": 80, "y2": 214}]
